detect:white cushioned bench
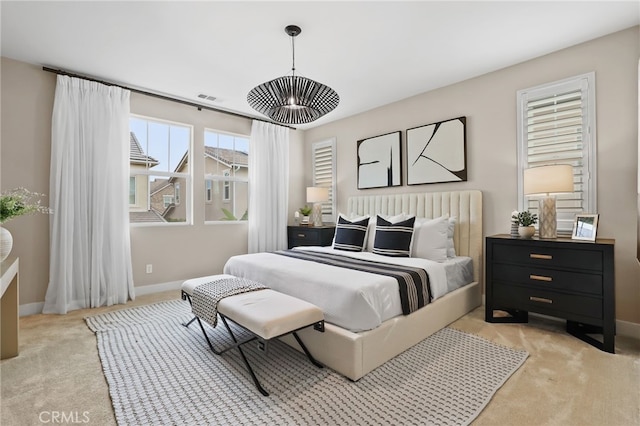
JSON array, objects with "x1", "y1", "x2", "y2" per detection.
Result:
[{"x1": 181, "y1": 274, "x2": 325, "y2": 396}]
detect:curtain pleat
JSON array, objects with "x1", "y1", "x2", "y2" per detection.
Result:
[
  {"x1": 248, "y1": 121, "x2": 289, "y2": 253},
  {"x1": 43, "y1": 75, "x2": 134, "y2": 314}
]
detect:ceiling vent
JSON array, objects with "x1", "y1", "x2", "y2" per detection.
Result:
[{"x1": 197, "y1": 94, "x2": 217, "y2": 102}]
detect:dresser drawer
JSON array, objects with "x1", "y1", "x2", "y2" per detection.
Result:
[
  {"x1": 493, "y1": 283, "x2": 602, "y2": 320},
  {"x1": 493, "y1": 263, "x2": 602, "y2": 296},
  {"x1": 493, "y1": 243, "x2": 603, "y2": 272}
]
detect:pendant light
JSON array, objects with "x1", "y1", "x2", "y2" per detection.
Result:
[{"x1": 247, "y1": 25, "x2": 339, "y2": 125}]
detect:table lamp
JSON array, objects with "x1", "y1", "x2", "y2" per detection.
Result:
[
  {"x1": 524, "y1": 164, "x2": 574, "y2": 239},
  {"x1": 306, "y1": 187, "x2": 329, "y2": 227}
]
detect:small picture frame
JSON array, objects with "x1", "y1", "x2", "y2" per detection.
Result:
[{"x1": 572, "y1": 214, "x2": 599, "y2": 241}]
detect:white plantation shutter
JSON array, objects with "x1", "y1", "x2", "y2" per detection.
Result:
[
  {"x1": 312, "y1": 138, "x2": 336, "y2": 223},
  {"x1": 517, "y1": 73, "x2": 597, "y2": 233}
]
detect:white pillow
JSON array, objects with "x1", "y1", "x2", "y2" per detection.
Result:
[
  {"x1": 366, "y1": 213, "x2": 408, "y2": 251},
  {"x1": 446, "y1": 216, "x2": 457, "y2": 258},
  {"x1": 411, "y1": 216, "x2": 448, "y2": 262}
]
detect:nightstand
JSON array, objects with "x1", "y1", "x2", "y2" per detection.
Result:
[
  {"x1": 287, "y1": 225, "x2": 335, "y2": 249},
  {"x1": 485, "y1": 234, "x2": 615, "y2": 353}
]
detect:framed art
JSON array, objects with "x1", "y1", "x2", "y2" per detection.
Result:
[
  {"x1": 572, "y1": 214, "x2": 599, "y2": 241},
  {"x1": 406, "y1": 116, "x2": 467, "y2": 185},
  {"x1": 357, "y1": 131, "x2": 402, "y2": 189}
]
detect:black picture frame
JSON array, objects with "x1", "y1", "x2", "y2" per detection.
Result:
[
  {"x1": 406, "y1": 116, "x2": 467, "y2": 185},
  {"x1": 357, "y1": 131, "x2": 402, "y2": 189}
]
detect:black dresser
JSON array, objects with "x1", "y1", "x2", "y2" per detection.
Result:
[
  {"x1": 287, "y1": 225, "x2": 335, "y2": 249},
  {"x1": 485, "y1": 234, "x2": 615, "y2": 353}
]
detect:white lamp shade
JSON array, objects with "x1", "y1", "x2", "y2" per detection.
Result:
[
  {"x1": 523, "y1": 165, "x2": 574, "y2": 196},
  {"x1": 306, "y1": 186, "x2": 329, "y2": 203}
]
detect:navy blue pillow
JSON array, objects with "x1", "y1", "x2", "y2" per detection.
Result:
[
  {"x1": 333, "y1": 216, "x2": 370, "y2": 252},
  {"x1": 373, "y1": 216, "x2": 416, "y2": 257}
]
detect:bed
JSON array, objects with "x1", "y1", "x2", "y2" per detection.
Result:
[{"x1": 224, "y1": 190, "x2": 482, "y2": 380}]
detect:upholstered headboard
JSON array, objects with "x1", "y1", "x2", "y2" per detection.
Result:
[{"x1": 347, "y1": 190, "x2": 483, "y2": 284}]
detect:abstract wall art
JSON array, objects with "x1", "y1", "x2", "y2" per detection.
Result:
[
  {"x1": 357, "y1": 131, "x2": 402, "y2": 189},
  {"x1": 406, "y1": 116, "x2": 467, "y2": 185}
]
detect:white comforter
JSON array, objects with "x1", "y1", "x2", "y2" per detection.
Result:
[{"x1": 223, "y1": 246, "x2": 468, "y2": 332}]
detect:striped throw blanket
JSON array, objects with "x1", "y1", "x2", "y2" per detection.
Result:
[
  {"x1": 191, "y1": 277, "x2": 268, "y2": 328},
  {"x1": 275, "y1": 250, "x2": 431, "y2": 315}
]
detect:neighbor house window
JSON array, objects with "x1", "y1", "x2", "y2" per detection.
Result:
[
  {"x1": 205, "y1": 180, "x2": 213, "y2": 203},
  {"x1": 204, "y1": 130, "x2": 249, "y2": 222},
  {"x1": 129, "y1": 176, "x2": 136, "y2": 205},
  {"x1": 311, "y1": 138, "x2": 337, "y2": 223},
  {"x1": 517, "y1": 72, "x2": 596, "y2": 233},
  {"x1": 129, "y1": 116, "x2": 192, "y2": 224},
  {"x1": 223, "y1": 170, "x2": 231, "y2": 201}
]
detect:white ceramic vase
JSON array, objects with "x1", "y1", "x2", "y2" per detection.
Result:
[
  {"x1": 518, "y1": 225, "x2": 535, "y2": 239},
  {"x1": 0, "y1": 226, "x2": 13, "y2": 262}
]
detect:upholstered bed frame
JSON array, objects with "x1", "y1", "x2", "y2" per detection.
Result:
[{"x1": 281, "y1": 190, "x2": 483, "y2": 381}]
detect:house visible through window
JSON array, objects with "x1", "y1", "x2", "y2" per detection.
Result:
[
  {"x1": 311, "y1": 138, "x2": 337, "y2": 223},
  {"x1": 517, "y1": 72, "x2": 597, "y2": 233},
  {"x1": 129, "y1": 116, "x2": 192, "y2": 224},
  {"x1": 204, "y1": 130, "x2": 249, "y2": 222}
]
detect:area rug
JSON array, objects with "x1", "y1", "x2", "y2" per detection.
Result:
[{"x1": 86, "y1": 299, "x2": 528, "y2": 426}]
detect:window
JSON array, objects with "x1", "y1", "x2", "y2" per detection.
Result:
[
  {"x1": 129, "y1": 116, "x2": 192, "y2": 224},
  {"x1": 223, "y1": 170, "x2": 231, "y2": 201},
  {"x1": 205, "y1": 180, "x2": 213, "y2": 203},
  {"x1": 311, "y1": 138, "x2": 337, "y2": 223},
  {"x1": 129, "y1": 176, "x2": 136, "y2": 205},
  {"x1": 517, "y1": 73, "x2": 596, "y2": 233},
  {"x1": 204, "y1": 130, "x2": 249, "y2": 222}
]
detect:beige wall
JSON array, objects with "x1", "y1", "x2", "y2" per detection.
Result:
[
  {"x1": 304, "y1": 26, "x2": 640, "y2": 324},
  {"x1": 0, "y1": 57, "x2": 306, "y2": 308}
]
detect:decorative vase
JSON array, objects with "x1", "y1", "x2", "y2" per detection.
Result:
[
  {"x1": 518, "y1": 225, "x2": 535, "y2": 239},
  {"x1": 510, "y1": 221, "x2": 519, "y2": 238},
  {"x1": 0, "y1": 226, "x2": 13, "y2": 262}
]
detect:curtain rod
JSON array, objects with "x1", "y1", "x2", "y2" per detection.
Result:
[{"x1": 42, "y1": 66, "x2": 296, "y2": 130}]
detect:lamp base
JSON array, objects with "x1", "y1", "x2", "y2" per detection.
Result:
[
  {"x1": 311, "y1": 203, "x2": 323, "y2": 227},
  {"x1": 538, "y1": 196, "x2": 557, "y2": 239}
]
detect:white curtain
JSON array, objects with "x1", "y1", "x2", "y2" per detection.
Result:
[
  {"x1": 43, "y1": 75, "x2": 134, "y2": 314},
  {"x1": 248, "y1": 121, "x2": 290, "y2": 253}
]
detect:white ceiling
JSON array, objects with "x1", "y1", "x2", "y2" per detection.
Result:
[{"x1": 1, "y1": 1, "x2": 638, "y2": 129}]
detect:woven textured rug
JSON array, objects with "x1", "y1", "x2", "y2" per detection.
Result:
[{"x1": 86, "y1": 300, "x2": 528, "y2": 426}]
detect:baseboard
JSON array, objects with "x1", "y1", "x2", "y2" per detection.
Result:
[
  {"x1": 134, "y1": 280, "x2": 183, "y2": 296},
  {"x1": 18, "y1": 280, "x2": 183, "y2": 317},
  {"x1": 19, "y1": 302, "x2": 45, "y2": 317},
  {"x1": 616, "y1": 319, "x2": 640, "y2": 340}
]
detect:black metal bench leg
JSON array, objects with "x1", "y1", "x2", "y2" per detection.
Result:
[
  {"x1": 220, "y1": 316, "x2": 269, "y2": 396},
  {"x1": 293, "y1": 331, "x2": 324, "y2": 369}
]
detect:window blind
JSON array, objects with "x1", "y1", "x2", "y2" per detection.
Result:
[
  {"x1": 517, "y1": 73, "x2": 596, "y2": 233},
  {"x1": 312, "y1": 139, "x2": 336, "y2": 222}
]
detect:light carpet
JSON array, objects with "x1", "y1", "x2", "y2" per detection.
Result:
[{"x1": 86, "y1": 299, "x2": 528, "y2": 426}]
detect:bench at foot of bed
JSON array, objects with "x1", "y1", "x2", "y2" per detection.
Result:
[{"x1": 181, "y1": 274, "x2": 325, "y2": 396}]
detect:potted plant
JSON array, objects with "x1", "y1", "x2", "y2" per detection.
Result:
[
  {"x1": 299, "y1": 205, "x2": 312, "y2": 225},
  {"x1": 0, "y1": 188, "x2": 51, "y2": 261},
  {"x1": 512, "y1": 210, "x2": 538, "y2": 239}
]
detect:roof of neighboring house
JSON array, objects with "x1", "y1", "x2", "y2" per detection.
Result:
[
  {"x1": 130, "y1": 132, "x2": 159, "y2": 166},
  {"x1": 150, "y1": 178, "x2": 172, "y2": 196},
  {"x1": 204, "y1": 146, "x2": 248, "y2": 168},
  {"x1": 129, "y1": 210, "x2": 166, "y2": 223}
]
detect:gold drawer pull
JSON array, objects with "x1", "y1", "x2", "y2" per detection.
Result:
[
  {"x1": 530, "y1": 253, "x2": 552, "y2": 260},
  {"x1": 530, "y1": 296, "x2": 553, "y2": 304},
  {"x1": 297, "y1": 234, "x2": 306, "y2": 238},
  {"x1": 530, "y1": 274, "x2": 552, "y2": 282}
]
